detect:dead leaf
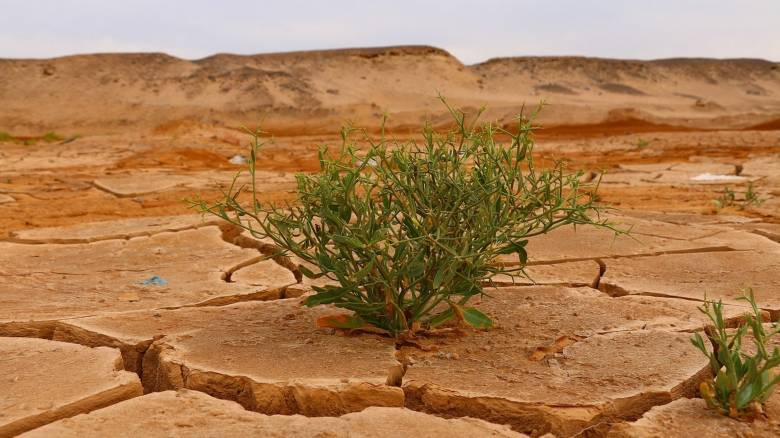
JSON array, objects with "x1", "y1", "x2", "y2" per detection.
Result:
[{"x1": 529, "y1": 335, "x2": 583, "y2": 361}]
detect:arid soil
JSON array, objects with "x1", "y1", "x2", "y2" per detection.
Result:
[{"x1": 1, "y1": 46, "x2": 779, "y2": 437}]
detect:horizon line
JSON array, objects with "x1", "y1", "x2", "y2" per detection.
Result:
[{"x1": 2, "y1": 44, "x2": 778, "y2": 66}]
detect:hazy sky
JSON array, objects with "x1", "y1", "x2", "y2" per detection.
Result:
[{"x1": 1, "y1": 1, "x2": 778, "y2": 64}]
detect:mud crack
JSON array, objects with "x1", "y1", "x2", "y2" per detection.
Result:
[{"x1": 218, "y1": 222, "x2": 302, "y2": 282}]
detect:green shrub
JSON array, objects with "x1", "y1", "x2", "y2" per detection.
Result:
[
  {"x1": 691, "y1": 289, "x2": 780, "y2": 419},
  {"x1": 191, "y1": 100, "x2": 615, "y2": 336}
]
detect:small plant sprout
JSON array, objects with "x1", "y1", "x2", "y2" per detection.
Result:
[
  {"x1": 713, "y1": 187, "x2": 737, "y2": 210},
  {"x1": 691, "y1": 289, "x2": 780, "y2": 420},
  {"x1": 636, "y1": 138, "x2": 650, "y2": 149},
  {"x1": 744, "y1": 182, "x2": 764, "y2": 208},
  {"x1": 713, "y1": 184, "x2": 765, "y2": 211},
  {"x1": 190, "y1": 98, "x2": 618, "y2": 337}
]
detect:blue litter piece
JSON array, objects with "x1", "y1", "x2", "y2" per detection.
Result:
[{"x1": 139, "y1": 275, "x2": 168, "y2": 286}]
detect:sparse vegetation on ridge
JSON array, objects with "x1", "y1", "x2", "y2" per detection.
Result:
[
  {"x1": 691, "y1": 289, "x2": 780, "y2": 420},
  {"x1": 713, "y1": 183, "x2": 764, "y2": 211},
  {"x1": 636, "y1": 138, "x2": 650, "y2": 149},
  {"x1": 191, "y1": 98, "x2": 617, "y2": 337},
  {"x1": 0, "y1": 131, "x2": 67, "y2": 145}
]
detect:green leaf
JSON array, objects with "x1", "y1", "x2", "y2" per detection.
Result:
[
  {"x1": 297, "y1": 264, "x2": 319, "y2": 279},
  {"x1": 332, "y1": 235, "x2": 365, "y2": 249},
  {"x1": 402, "y1": 216, "x2": 419, "y2": 238},
  {"x1": 714, "y1": 369, "x2": 731, "y2": 399},
  {"x1": 305, "y1": 286, "x2": 347, "y2": 306},
  {"x1": 497, "y1": 239, "x2": 527, "y2": 254},
  {"x1": 690, "y1": 333, "x2": 707, "y2": 354},
  {"x1": 497, "y1": 240, "x2": 528, "y2": 265},
  {"x1": 516, "y1": 246, "x2": 528, "y2": 265},
  {"x1": 736, "y1": 382, "x2": 757, "y2": 409},
  {"x1": 427, "y1": 308, "x2": 454, "y2": 328},
  {"x1": 353, "y1": 260, "x2": 375, "y2": 282},
  {"x1": 433, "y1": 267, "x2": 449, "y2": 290},
  {"x1": 316, "y1": 252, "x2": 335, "y2": 271},
  {"x1": 407, "y1": 260, "x2": 425, "y2": 279},
  {"x1": 462, "y1": 307, "x2": 493, "y2": 329}
]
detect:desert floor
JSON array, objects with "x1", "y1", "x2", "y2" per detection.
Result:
[{"x1": 1, "y1": 47, "x2": 780, "y2": 437}]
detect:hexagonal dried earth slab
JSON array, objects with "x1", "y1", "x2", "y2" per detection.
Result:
[
  {"x1": 0, "y1": 227, "x2": 296, "y2": 323},
  {"x1": 607, "y1": 396, "x2": 780, "y2": 437},
  {"x1": 7, "y1": 215, "x2": 219, "y2": 244},
  {"x1": 53, "y1": 299, "x2": 405, "y2": 416},
  {"x1": 617, "y1": 209, "x2": 759, "y2": 226},
  {"x1": 693, "y1": 229, "x2": 780, "y2": 253},
  {"x1": 599, "y1": 250, "x2": 780, "y2": 313},
  {"x1": 22, "y1": 390, "x2": 526, "y2": 438},
  {"x1": 603, "y1": 213, "x2": 725, "y2": 241},
  {"x1": 0, "y1": 138, "x2": 136, "y2": 172},
  {"x1": 599, "y1": 170, "x2": 661, "y2": 187},
  {"x1": 489, "y1": 260, "x2": 601, "y2": 288},
  {"x1": 498, "y1": 222, "x2": 731, "y2": 265},
  {"x1": 0, "y1": 337, "x2": 142, "y2": 436},
  {"x1": 93, "y1": 169, "x2": 295, "y2": 197},
  {"x1": 400, "y1": 286, "x2": 720, "y2": 437},
  {"x1": 745, "y1": 223, "x2": 780, "y2": 243}
]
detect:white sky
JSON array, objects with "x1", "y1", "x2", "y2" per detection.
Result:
[{"x1": 1, "y1": 0, "x2": 778, "y2": 64}]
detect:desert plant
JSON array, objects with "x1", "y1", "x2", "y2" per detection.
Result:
[
  {"x1": 744, "y1": 182, "x2": 764, "y2": 208},
  {"x1": 636, "y1": 138, "x2": 650, "y2": 149},
  {"x1": 691, "y1": 289, "x2": 780, "y2": 419},
  {"x1": 190, "y1": 100, "x2": 615, "y2": 336},
  {"x1": 713, "y1": 187, "x2": 737, "y2": 210},
  {"x1": 713, "y1": 184, "x2": 764, "y2": 211}
]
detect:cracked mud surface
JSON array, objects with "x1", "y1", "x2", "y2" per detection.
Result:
[
  {"x1": 2, "y1": 149, "x2": 779, "y2": 437},
  {"x1": 399, "y1": 286, "x2": 750, "y2": 436},
  {"x1": 1, "y1": 56, "x2": 779, "y2": 436},
  {"x1": 1, "y1": 147, "x2": 778, "y2": 437},
  {"x1": 21, "y1": 390, "x2": 526, "y2": 437},
  {"x1": 606, "y1": 396, "x2": 780, "y2": 437},
  {"x1": 74, "y1": 299, "x2": 406, "y2": 415},
  {"x1": 0, "y1": 337, "x2": 142, "y2": 437},
  {"x1": 0, "y1": 226, "x2": 297, "y2": 322},
  {"x1": 599, "y1": 250, "x2": 780, "y2": 312}
]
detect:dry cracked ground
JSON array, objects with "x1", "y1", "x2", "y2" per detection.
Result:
[
  {"x1": 1, "y1": 127, "x2": 778, "y2": 438},
  {"x1": 1, "y1": 51, "x2": 780, "y2": 436}
]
